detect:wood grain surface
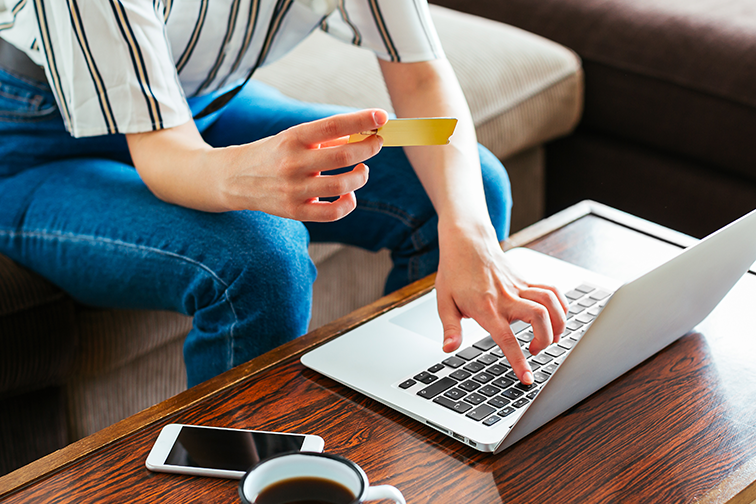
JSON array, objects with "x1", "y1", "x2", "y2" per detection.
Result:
[{"x1": 2, "y1": 201, "x2": 755, "y2": 504}]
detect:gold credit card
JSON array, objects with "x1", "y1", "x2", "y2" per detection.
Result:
[{"x1": 348, "y1": 117, "x2": 457, "y2": 146}]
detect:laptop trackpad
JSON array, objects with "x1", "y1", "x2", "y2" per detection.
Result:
[{"x1": 389, "y1": 297, "x2": 444, "y2": 343}]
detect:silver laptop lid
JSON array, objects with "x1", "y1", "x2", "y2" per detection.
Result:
[{"x1": 501, "y1": 207, "x2": 756, "y2": 450}]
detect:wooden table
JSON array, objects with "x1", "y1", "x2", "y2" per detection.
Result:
[{"x1": 2, "y1": 201, "x2": 755, "y2": 504}]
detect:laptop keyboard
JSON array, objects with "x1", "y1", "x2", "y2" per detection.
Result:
[{"x1": 397, "y1": 283, "x2": 612, "y2": 427}]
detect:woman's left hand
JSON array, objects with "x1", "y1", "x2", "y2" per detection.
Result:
[{"x1": 434, "y1": 222, "x2": 569, "y2": 385}]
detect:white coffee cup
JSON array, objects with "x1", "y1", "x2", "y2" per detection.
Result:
[{"x1": 239, "y1": 452, "x2": 406, "y2": 504}]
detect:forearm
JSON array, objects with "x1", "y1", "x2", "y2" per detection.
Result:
[
  {"x1": 126, "y1": 109, "x2": 386, "y2": 220},
  {"x1": 378, "y1": 58, "x2": 496, "y2": 239},
  {"x1": 127, "y1": 121, "x2": 237, "y2": 212}
]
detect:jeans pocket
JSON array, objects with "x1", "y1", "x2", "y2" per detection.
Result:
[{"x1": 0, "y1": 68, "x2": 58, "y2": 122}]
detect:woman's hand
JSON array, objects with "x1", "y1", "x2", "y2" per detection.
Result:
[
  {"x1": 127, "y1": 109, "x2": 389, "y2": 220},
  {"x1": 434, "y1": 221, "x2": 569, "y2": 385}
]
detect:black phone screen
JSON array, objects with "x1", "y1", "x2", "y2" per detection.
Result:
[{"x1": 164, "y1": 426, "x2": 305, "y2": 471}]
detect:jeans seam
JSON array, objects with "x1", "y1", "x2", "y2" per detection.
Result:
[
  {"x1": 410, "y1": 226, "x2": 432, "y2": 252},
  {"x1": 358, "y1": 199, "x2": 423, "y2": 230},
  {"x1": 0, "y1": 228, "x2": 240, "y2": 365}
]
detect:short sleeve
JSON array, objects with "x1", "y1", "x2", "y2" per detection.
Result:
[
  {"x1": 32, "y1": 0, "x2": 191, "y2": 137},
  {"x1": 321, "y1": 0, "x2": 445, "y2": 63}
]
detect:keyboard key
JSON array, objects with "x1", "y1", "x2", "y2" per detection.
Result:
[
  {"x1": 464, "y1": 393, "x2": 486, "y2": 405},
  {"x1": 531, "y1": 353, "x2": 553, "y2": 366},
  {"x1": 501, "y1": 388, "x2": 523, "y2": 400},
  {"x1": 399, "y1": 379, "x2": 416, "y2": 389},
  {"x1": 444, "y1": 388, "x2": 466, "y2": 400},
  {"x1": 487, "y1": 396, "x2": 510, "y2": 409},
  {"x1": 515, "y1": 382, "x2": 537, "y2": 392},
  {"x1": 487, "y1": 364, "x2": 508, "y2": 376},
  {"x1": 476, "y1": 353, "x2": 498, "y2": 366},
  {"x1": 590, "y1": 289, "x2": 611, "y2": 300},
  {"x1": 558, "y1": 339, "x2": 576, "y2": 350},
  {"x1": 526, "y1": 390, "x2": 539, "y2": 400},
  {"x1": 478, "y1": 385, "x2": 501, "y2": 397},
  {"x1": 492, "y1": 377, "x2": 515, "y2": 389},
  {"x1": 499, "y1": 406, "x2": 516, "y2": 417},
  {"x1": 442, "y1": 356, "x2": 466, "y2": 368},
  {"x1": 512, "y1": 398, "x2": 530, "y2": 408},
  {"x1": 545, "y1": 346, "x2": 566, "y2": 358},
  {"x1": 517, "y1": 331, "x2": 534, "y2": 344},
  {"x1": 473, "y1": 336, "x2": 497, "y2": 351},
  {"x1": 578, "y1": 298, "x2": 597, "y2": 308},
  {"x1": 459, "y1": 380, "x2": 481, "y2": 392},
  {"x1": 576, "y1": 313, "x2": 595, "y2": 324},
  {"x1": 449, "y1": 369, "x2": 472, "y2": 381},
  {"x1": 568, "y1": 305, "x2": 585, "y2": 317},
  {"x1": 483, "y1": 415, "x2": 502, "y2": 426},
  {"x1": 566, "y1": 320, "x2": 585, "y2": 331},
  {"x1": 472, "y1": 372, "x2": 494, "y2": 384},
  {"x1": 433, "y1": 396, "x2": 473, "y2": 413},
  {"x1": 510, "y1": 320, "x2": 530, "y2": 334},
  {"x1": 417, "y1": 377, "x2": 456, "y2": 399},
  {"x1": 541, "y1": 363, "x2": 559, "y2": 375},
  {"x1": 575, "y1": 284, "x2": 596, "y2": 293},
  {"x1": 413, "y1": 371, "x2": 438, "y2": 384},
  {"x1": 466, "y1": 404, "x2": 496, "y2": 421},
  {"x1": 463, "y1": 362, "x2": 485, "y2": 373},
  {"x1": 490, "y1": 347, "x2": 505, "y2": 359},
  {"x1": 533, "y1": 371, "x2": 550, "y2": 383},
  {"x1": 457, "y1": 347, "x2": 483, "y2": 361},
  {"x1": 565, "y1": 289, "x2": 585, "y2": 300},
  {"x1": 428, "y1": 363, "x2": 445, "y2": 373}
]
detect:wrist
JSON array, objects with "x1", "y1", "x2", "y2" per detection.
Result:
[{"x1": 438, "y1": 213, "x2": 500, "y2": 249}]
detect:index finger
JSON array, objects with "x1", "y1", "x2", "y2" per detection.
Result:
[
  {"x1": 470, "y1": 309, "x2": 534, "y2": 385},
  {"x1": 298, "y1": 109, "x2": 389, "y2": 146}
]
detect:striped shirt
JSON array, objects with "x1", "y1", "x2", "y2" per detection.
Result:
[{"x1": 0, "y1": 0, "x2": 444, "y2": 137}]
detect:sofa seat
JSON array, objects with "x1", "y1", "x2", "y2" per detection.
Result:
[
  {"x1": 0, "y1": 4, "x2": 583, "y2": 476},
  {"x1": 434, "y1": 0, "x2": 756, "y2": 237}
]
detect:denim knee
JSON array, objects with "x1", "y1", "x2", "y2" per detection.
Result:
[{"x1": 183, "y1": 213, "x2": 316, "y2": 386}]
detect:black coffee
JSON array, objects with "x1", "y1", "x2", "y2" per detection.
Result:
[{"x1": 255, "y1": 477, "x2": 356, "y2": 504}]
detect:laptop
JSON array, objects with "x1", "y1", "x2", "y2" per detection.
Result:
[{"x1": 301, "y1": 208, "x2": 756, "y2": 453}]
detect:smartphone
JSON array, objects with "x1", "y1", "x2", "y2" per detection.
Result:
[{"x1": 145, "y1": 424, "x2": 325, "y2": 479}]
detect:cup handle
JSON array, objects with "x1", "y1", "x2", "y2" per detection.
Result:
[{"x1": 364, "y1": 485, "x2": 406, "y2": 504}]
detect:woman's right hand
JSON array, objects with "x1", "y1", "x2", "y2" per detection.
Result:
[{"x1": 127, "y1": 108, "x2": 388, "y2": 221}]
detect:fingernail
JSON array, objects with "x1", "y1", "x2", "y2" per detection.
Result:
[
  {"x1": 443, "y1": 338, "x2": 453, "y2": 349},
  {"x1": 523, "y1": 370, "x2": 534, "y2": 384}
]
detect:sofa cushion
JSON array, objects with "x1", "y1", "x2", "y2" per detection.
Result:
[
  {"x1": 254, "y1": 4, "x2": 583, "y2": 161},
  {"x1": 433, "y1": 0, "x2": 756, "y2": 182},
  {"x1": 71, "y1": 307, "x2": 191, "y2": 377},
  {"x1": 0, "y1": 255, "x2": 76, "y2": 396}
]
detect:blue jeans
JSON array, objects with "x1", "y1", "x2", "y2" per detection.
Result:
[{"x1": 0, "y1": 68, "x2": 512, "y2": 387}]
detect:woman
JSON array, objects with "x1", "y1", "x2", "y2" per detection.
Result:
[{"x1": 0, "y1": 0, "x2": 566, "y2": 387}]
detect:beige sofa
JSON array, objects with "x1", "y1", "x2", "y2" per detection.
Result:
[{"x1": 0, "y1": 5, "x2": 582, "y2": 475}]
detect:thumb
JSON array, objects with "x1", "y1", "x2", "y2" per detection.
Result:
[{"x1": 437, "y1": 294, "x2": 463, "y2": 353}]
